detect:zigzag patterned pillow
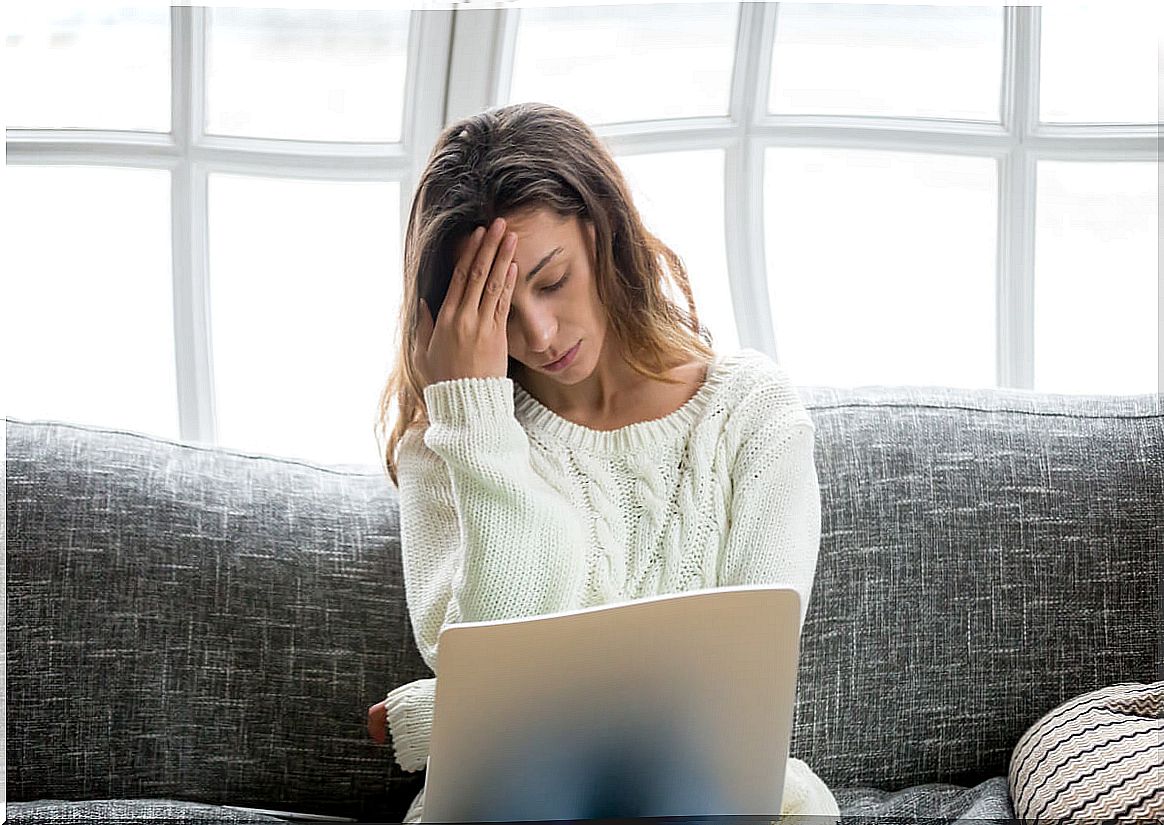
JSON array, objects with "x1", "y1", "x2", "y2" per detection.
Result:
[{"x1": 1008, "y1": 681, "x2": 1163, "y2": 822}]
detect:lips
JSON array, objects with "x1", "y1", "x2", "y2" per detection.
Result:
[{"x1": 544, "y1": 341, "x2": 580, "y2": 369}]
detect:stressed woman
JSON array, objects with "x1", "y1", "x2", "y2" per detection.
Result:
[{"x1": 367, "y1": 102, "x2": 838, "y2": 823}]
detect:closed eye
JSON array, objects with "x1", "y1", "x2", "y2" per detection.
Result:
[
  {"x1": 543, "y1": 274, "x2": 568, "y2": 293},
  {"x1": 508, "y1": 273, "x2": 570, "y2": 322}
]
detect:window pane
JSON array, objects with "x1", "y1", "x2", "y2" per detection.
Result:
[
  {"x1": 615, "y1": 151, "x2": 739, "y2": 353},
  {"x1": 208, "y1": 174, "x2": 401, "y2": 466},
  {"x1": 768, "y1": 3, "x2": 1003, "y2": 121},
  {"x1": 2, "y1": 166, "x2": 176, "y2": 435},
  {"x1": 4, "y1": 7, "x2": 170, "y2": 131},
  {"x1": 1034, "y1": 162, "x2": 1157, "y2": 394},
  {"x1": 509, "y1": 3, "x2": 738, "y2": 125},
  {"x1": 764, "y1": 148, "x2": 997, "y2": 387},
  {"x1": 205, "y1": 9, "x2": 410, "y2": 142},
  {"x1": 1039, "y1": 6, "x2": 1158, "y2": 125}
]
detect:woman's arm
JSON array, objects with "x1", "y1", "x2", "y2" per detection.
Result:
[
  {"x1": 715, "y1": 386, "x2": 838, "y2": 818},
  {"x1": 717, "y1": 402, "x2": 821, "y2": 632},
  {"x1": 384, "y1": 375, "x2": 590, "y2": 771},
  {"x1": 382, "y1": 677, "x2": 434, "y2": 772},
  {"x1": 404, "y1": 375, "x2": 589, "y2": 662}
]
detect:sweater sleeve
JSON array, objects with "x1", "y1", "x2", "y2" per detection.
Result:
[
  {"x1": 406, "y1": 376, "x2": 589, "y2": 655},
  {"x1": 717, "y1": 385, "x2": 837, "y2": 819},
  {"x1": 384, "y1": 376, "x2": 590, "y2": 772},
  {"x1": 383, "y1": 677, "x2": 434, "y2": 772},
  {"x1": 717, "y1": 402, "x2": 821, "y2": 632}
]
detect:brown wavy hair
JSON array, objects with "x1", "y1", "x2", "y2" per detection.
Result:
[{"x1": 375, "y1": 102, "x2": 714, "y2": 486}]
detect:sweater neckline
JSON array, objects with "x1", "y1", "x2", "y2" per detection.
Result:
[{"x1": 511, "y1": 349, "x2": 737, "y2": 453}]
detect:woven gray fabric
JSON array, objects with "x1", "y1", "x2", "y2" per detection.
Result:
[
  {"x1": 7, "y1": 383, "x2": 1161, "y2": 818},
  {"x1": 792, "y1": 386, "x2": 1162, "y2": 790},
  {"x1": 5, "y1": 786, "x2": 1013, "y2": 825},
  {"x1": 5, "y1": 419, "x2": 429, "y2": 821},
  {"x1": 835, "y1": 776, "x2": 1015, "y2": 821},
  {"x1": 4, "y1": 799, "x2": 288, "y2": 823}
]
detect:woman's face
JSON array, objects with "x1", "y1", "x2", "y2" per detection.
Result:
[{"x1": 452, "y1": 208, "x2": 610, "y2": 384}]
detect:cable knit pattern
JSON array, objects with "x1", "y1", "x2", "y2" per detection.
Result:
[{"x1": 385, "y1": 347, "x2": 837, "y2": 819}]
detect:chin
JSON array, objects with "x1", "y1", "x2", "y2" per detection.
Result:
[{"x1": 549, "y1": 369, "x2": 588, "y2": 385}]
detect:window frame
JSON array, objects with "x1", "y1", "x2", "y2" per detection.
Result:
[
  {"x1": 6, "y1": 3, "x2": 1159, "y2": 452},
  {"x1": 5, "y1": 6, "x2": 453, "y2": 445},
  {"x1": 452, "y1": 2, "x2": 1157, "y2": 388}
]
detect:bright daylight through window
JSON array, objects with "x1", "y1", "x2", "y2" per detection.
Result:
[{"x1": 4, "y1": 2, "x2": 1158, "y2": 466}]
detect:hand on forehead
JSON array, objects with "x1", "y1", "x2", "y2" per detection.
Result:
[{"x1": 455, "y1": 209, "x2": 585, "y2": 280}]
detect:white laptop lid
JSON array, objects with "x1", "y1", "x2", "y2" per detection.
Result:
[{"x1": 422, "y1": 585, "x2": 801, "y2": 822}]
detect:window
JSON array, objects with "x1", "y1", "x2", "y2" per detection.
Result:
[
  {"x1": 496, "y1": 1, "x2": 1157, "y2": 394},
  {"x1": 1032, "y1": 161, "x2": 1157, "y2": 394},
  {"x1": 762, "y1": 148, "x2": 998, "y2": 388},
  {"x1": 767, "y1": 3, "x2": 1004, "y2": 120},
  {"x1": 6, "y1": 2, "x2": 1158, "y2": 467},
  {"x1": 206, "y1": 174, "x2": 402, "y2": 463},
  {"x1": 5, "y1": 6, "x2": 450, "y2": 465},
  {"x1": 204, "y1": 8, "x2": 411, "y2": 142},
  {"x1": 4, "y1": 165, "x2": 177, "y2": 436},
  {"x1": 7, "y1": 7, "x2": 171, "y2": 132}
]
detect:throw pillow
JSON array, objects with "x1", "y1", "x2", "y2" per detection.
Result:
[{"x1": 1008, "y1": 680, "x2": 1163, "y2": 821}]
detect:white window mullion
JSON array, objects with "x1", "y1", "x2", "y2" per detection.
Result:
[
  {"x1": 997, "y1": 6, "x2": 1039, "y2": 389},
  {"x1": 400, "y1": 9, "x2": 455, "y2": 240},
  {"x1": 445, "y1": 7, "x2": 515, "y2": 125},
  {"x1": 170, "y1": 5, "x2": 216, "y2": 444},
  {"x1": 726, "y1": 1, "x2": 777, "y2": 357},
  {"x1": 493, "y1": 8, "x2": 521, "y2": 114},
  {"x1": 997, "y1": 148, "x2": 1037, "y2": 390}
]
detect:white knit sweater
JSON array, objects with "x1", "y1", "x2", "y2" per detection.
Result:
[{"x1": 384, "y1": 347, "x2": 839, "y2": 820}]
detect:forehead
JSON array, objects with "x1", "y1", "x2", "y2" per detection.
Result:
[
  {"x1": 452, "y1": 208, "x2": 580, "y2": 259},
  {"x1": 504, "y1": 208, "x2": 574, "y2": 238}
]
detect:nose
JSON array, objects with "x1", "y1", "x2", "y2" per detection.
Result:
[{"x1": 509, "y1": 306, "x2": 558, "y2": 361}]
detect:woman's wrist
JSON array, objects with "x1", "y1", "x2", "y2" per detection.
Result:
[{"x1": 423, "y1": 376, "x2": 515, "y2": 428}]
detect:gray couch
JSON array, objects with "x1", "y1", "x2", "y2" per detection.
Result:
[{"x1": 6, "y1": 385, "x2": 1161, "y2": 823}]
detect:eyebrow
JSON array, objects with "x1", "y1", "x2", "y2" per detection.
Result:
[{"x1": 524, "y1": 246, "x2": 564, "y2": 283}]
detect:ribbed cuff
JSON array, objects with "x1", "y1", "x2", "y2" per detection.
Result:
[
  {"x1": 384, "y1": 678, "x2": 435, "y2": 773},
  {"x1": 423, "y1": 377, "x2": 514, "y2": 427}
]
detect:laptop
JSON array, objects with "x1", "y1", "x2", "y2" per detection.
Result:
[{"x1": 421, "y1": 585, "x2": 802, "y2": 823}]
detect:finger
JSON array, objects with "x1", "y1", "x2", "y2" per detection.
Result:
[
  {"x1": 494, "y1": 261, "x2": 517, "y2": 325},
  {"x1": 461, "y1": 218, "x2": 507, "y2": 318},
  {"x1": 482, "y1": 230, "x2": 518, "y2": 316},
  {"x1": 442, "y1": 225, "x2": 485, "y2": 324},
  {"x1": 412, "y1": 299, "x2": 434, "y2": 379},
  {"x1": 414, "y1": 298, "x2": 433, "y2": 349}
]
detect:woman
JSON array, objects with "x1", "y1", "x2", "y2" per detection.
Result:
[{"x1": 367, "y1": 102, "x2": 839, "y2": 823}]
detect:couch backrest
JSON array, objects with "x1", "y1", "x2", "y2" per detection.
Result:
[
  {"x1": 793, "y1": 386, "x2": 1162, "y2": 789},
  {"x1": 5, "y1": 419, "x2": 430, "y2": 821},
  {"x1": 6, "y1": 386, "x2": 1161, "y2": 811}
]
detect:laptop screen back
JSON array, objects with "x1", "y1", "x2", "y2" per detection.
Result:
[{"x1": 422, "y1": 586, "x2": 802, "y2": 822}]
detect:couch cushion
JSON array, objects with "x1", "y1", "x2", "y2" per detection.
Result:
[
  {"x1": 4, "y1": 799, "x2": 289, "y2": 823},
  {"x1": 836, "y1": 776, "x2": 1015, "y2": 821},
  {"x1": 8, "y1": 384, "x2": 1162, "y2": 806},
  {"x1": 791, "y1": 387, "x2": 1162, "y2": 789},
  {"x1": 5, "y1": 418, "x2": 428, "y2": 821},
  {"x1": 1008, "y1": 680, "x2": 1164, "y2": 821}
]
